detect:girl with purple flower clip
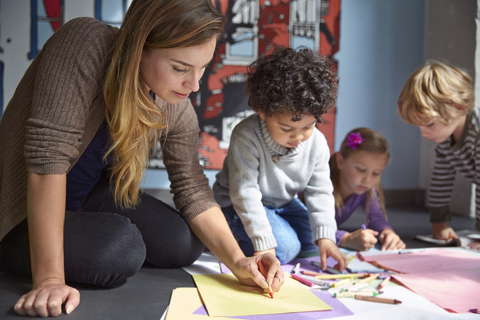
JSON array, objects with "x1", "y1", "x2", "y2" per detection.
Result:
[{"x1": 330, "y1": 128, "x2": 405, "y2": 251}]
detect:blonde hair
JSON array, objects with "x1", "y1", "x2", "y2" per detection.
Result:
[
  {"x1": 330, "y1": 127, "x2": 389, "y2": 219},
  {"x1": 397, "y1": 60, "x2": 474, "y2": 126},
  {"x1": 103, "y1": 0, "x2": 225, "y2": 208}
]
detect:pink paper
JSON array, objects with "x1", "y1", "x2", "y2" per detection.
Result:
[
  {"x1": 392, "y1": 270, "x2": 480, "y2": 313},
  {"x1": 364, "y1": 249, "x2": 480, "y2": 273}
]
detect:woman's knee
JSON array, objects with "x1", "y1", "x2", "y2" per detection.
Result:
[
  {"x1": 145, "y1": 227, "x2": 205, "y2": 268},
  {"x1": 64, "y1": 212, "x2": 147, "y2": 287}
]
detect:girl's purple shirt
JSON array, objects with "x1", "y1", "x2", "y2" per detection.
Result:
[{"x1": 334, "y1": 188, "x2": 393, "y2": 245}]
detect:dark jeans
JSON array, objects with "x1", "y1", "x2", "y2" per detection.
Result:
[{"x1": 0, "y1": 171, "x2": 204, "y2": 287}]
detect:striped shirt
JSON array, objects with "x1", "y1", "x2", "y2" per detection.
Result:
[{"x1": 428, "y1": 108, "x2": 480, "y2": 230}]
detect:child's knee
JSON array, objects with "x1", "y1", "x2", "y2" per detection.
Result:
[{"x1": 275, "y1": 240, "x2": 301, "y2": 264}]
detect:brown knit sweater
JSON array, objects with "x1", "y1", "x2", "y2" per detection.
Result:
[{"x1": 0, "y1": 17, "x2": 218, "y2": 242}]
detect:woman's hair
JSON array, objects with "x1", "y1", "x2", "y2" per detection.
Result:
[
  {"x1": 103, "y1": 0, "x2": 225, "y2": 208},
  {"x1": 330, "y1": 127, "x2": 389, "y2": 218},
  {"x1": 397, "y1": 60, "x2": 474, "y2": 126},
  {"x1": 246, "y1": 46, "x2": 338, "y2": 123}
]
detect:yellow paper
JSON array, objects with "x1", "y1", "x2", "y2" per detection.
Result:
[
  {"x1": 166, "y1": 287, "x2": 242, "y2": 320},
  {"x1": 193, "y1": 273, "x2": 332, "y2": 317}
]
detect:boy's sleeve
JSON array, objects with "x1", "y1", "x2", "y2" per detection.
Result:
[
  {"x1": 303, "y1": 135, "x2": 337, "y2": 244},
  {"x1": 226, "y1": 130, "x2": 277, "y2": 252},
  {"x1": 428, "y1": 147, "x2": 455, "y2": 223}
]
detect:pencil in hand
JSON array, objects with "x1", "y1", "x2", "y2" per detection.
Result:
[{"x1": 258, "y1": 260, "x2": 274, "y2": 299}]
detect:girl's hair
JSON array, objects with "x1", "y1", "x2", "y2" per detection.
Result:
[
  {"x1": 330, "y1": 127, "x2": 389, "y2": 218},
  {"x1": 246, "y1": 46, "x2": 338, "y2": 123},
  {"x1": 397, "y1": 60, "x2": 474, "y2": 126},
  {"x1": 103, "y1": 0, "x2": 225, "y2": 208}
]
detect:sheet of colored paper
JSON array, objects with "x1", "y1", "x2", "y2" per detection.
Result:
[
  {"x1": 193, "y1": 289, "x2": 353, "y2": 319},
  {"x1": 392, "y1": 270, "x2": 480, "y2": 313},
  {"x1": 364, "y1": 248, "x2": 480, "y2": 273},
  {"x1": 192, "y1": 273, "x2": 332, "y2": 317},
  {"x1": 165, "y1": 288, "x2": 241, "y2": 320},
  {"x1": 332, "y1": 285, "x2": 478, "y2": 320}
]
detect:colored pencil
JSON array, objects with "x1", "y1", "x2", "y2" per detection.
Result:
[
  {"x1": 378, "y1": 275, "x2": 391, "y2": 289},
  {"x1": 331, "y1": 278, "x2": 354, "y2": 287},
  {"x1": 356, "y1": 251, "x2": 365, "y2": 261},
  {"x1": 334, "y1": 291, "x2": 379, "y2": 298},
  {"x1": 257, "y1": 260, "x2": 273, "y2": 299},
  {"x1": 354, "y1": 295, "x2": 402, "y2": 304},
  {"x1": 353, "y1": 274, "x2": 379, "y2": 284},
  {"x1": 313, "y1": 272, "x2": 369, "y2": 280},
  {"x1": 291, "y1": 274, "x2": 314, "y2": 287}
]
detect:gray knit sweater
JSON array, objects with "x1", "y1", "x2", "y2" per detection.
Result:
[
  {"x1": 213, "y1": 114, "x2": 336, "y2": 251},
  {"x1": 0, "y1": 17, "x2": 218, "y2": 242}
]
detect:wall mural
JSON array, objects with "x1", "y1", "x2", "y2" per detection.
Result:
[
  {"x1": 1, "y1": 0, "x2": 340, "y2": 171},
  {"x1": 150, "y1": 0, "x2": 341, "y2": 170}
]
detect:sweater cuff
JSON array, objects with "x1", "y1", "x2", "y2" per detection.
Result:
[
  {"x1": 252, "y1": 234, "x2": 278, "y2": 252},
  {"x1": 313, "y1": 226, "x2": 336, "y2": 244},
  {"x1": 429, "y1": 206, "x2": 451, "y2": 223}
]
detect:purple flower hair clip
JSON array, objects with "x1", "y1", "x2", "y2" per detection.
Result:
[{"x1": 347, "y1": 132, "x2": 364, "y2": 150}]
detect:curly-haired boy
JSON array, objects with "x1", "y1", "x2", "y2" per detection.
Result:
[
  {"x1": 213, "y1": 47, "x2": 348, "y2": 269},
  {"x1": 397, "y1": 60, "x2": 480, "y2": 249}
]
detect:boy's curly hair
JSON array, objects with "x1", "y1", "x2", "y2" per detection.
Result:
[{"x1": 245, "y1": 46, "x2": 338, "y2": 122}]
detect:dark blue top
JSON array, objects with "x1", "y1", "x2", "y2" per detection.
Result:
[{"x1": 66, "y1": 119, "x2": 110, "y2": 211}]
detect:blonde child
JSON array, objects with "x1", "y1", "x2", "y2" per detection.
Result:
[
  {"x1": 213, "y1": 46, "x2": 348, "y2": 269},
  {"x1": 397, "y1": 61, "x2": 480, "y2": 250},
  {"x1": 331, "y1": 128, "x2": 405, "y2": 251}
]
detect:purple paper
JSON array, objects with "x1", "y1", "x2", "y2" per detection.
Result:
[
  {"x1": 193, "y1": 290, "x2": 353, "y2": 319},
  {"x1": 285, "y1": 256, "x2": 340, "y2": 274},
  {"x1": 220, "y1": 256, "x2": 340, "y2": 275}
]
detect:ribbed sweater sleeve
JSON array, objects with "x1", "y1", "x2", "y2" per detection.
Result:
[
  {"x1": 159, "y1": 99, "x2": 219, "y2": 222},
  {"x1": 302, "y1": 136, "x2": 337, "y2": 244},
  {"x1": 24, "y1": 18, "x2": 116, "y2": 174}
]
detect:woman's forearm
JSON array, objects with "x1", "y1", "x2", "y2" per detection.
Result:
[
  {"x1": 188, "y1": 206, "x2": 245, "y2": 270},
  {"x1": 27, "y1": 172, "x2": 67, "y2": 287}
]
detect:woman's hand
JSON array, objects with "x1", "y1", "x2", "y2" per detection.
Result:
[
  {"x1": 339, "y1": 228, "x2": 378, "y2": 251},
  {"x1": 14, "y1": 278, "x2": 80, "y2": 317},
  {"x1": 317, "y1": 239, "x2": 348, "y2": 272},
  {"x1": 432, "y1": 222, "x2": 458, "y2": 240},
  {"x1": 379, "y1": 228, "x2": 405, "y2": 251},
  {"x1": 230, "y1": 253, "x2": 284, "y2": 292}
]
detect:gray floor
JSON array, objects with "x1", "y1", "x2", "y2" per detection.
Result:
[{"x1": 0, "y1": 205, "x2": 476, "y2": 319}]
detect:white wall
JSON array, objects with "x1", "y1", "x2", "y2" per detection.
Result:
[
  {"x1": 334, "y1": 0, "x2": 425, "y2": 190},
  {"x1": 421, "y1": 0, "x2": 476, "y2": 216},
  {"x1": 0, "y1": 0, "x2": 96, "y2": 109}
]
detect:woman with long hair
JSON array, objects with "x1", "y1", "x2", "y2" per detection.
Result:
[{"x1": 0, "y1": 0, "x2": 283, "y2": 317}]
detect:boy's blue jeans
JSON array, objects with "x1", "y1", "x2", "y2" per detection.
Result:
[{"x1": 222, "y1": 198, "x2": 317, "y2": 264}]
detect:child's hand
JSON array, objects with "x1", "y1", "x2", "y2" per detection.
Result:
[
  {"x1": 378, "y1": 228, "x2": 405, "y2": 251},
  {"x1": 317, "y1": 239, "x2": 348, "y2": 272},
  {"x1": 339, "y1": 228, "x2": 378, "y2": 251},
  {"x1": 253, "y1": 248, "x2": 276, "y2": 258},
  {"x1": 432, "y1": 222, "x2": 458, "y2": 240},
  {"x1": 468, "y1": 240, "x2": 480, "y2": 250}
]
